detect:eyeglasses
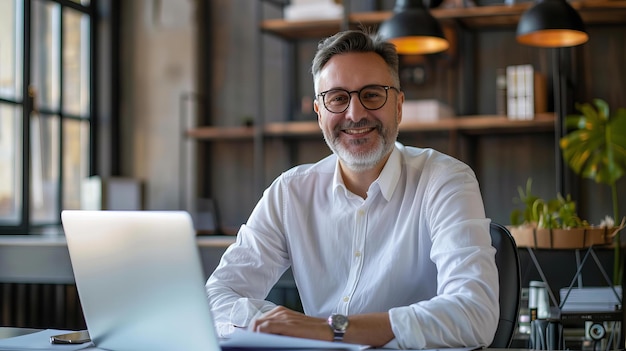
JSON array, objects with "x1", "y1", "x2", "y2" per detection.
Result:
[{"x1": 317, "y1": 85, "x2": 399, "y2": 114}]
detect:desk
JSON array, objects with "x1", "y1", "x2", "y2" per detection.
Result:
[
  {"x1": 0, "y1": 327, "x2": 40, "y2": 339},
  {"x1": 0, "y1": 327, "x2": 532, "y2": 351},
  {"x1": 0, "y1": 327, "x2": 356, "y2": 351}
]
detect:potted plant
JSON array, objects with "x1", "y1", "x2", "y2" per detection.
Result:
[
  {"x1": 560, "y1": 98, "x2": 626, "y2": 284},
  {"x1": 509, "y1": 178, "x2": 603, "y2": 250}
]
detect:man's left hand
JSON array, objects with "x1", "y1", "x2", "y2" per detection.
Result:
[{"x1": 250, "y1": 306, "x2": 333, "y2": 341}]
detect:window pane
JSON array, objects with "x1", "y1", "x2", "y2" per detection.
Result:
[
  {"x1": 63, "y1": 118, "x2": 89, "y2": 210},
  {"x1": 31, "y1": 114, "x2": 59, "y2": 224},
  {"x1": 63, "y1": 8, "x2": 90, "y2": 116},
  {"x1": 0, "y1": 0, "x2": 23, "y2": 100},
  {"x1": 0, "y1": 103, "x2": 22, "y2": 224},
  {"x1": 31, "y1": 0, "x2": 60, "y2": 111}
]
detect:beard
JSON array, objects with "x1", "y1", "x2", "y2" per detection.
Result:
[{"x1": 322, "y1": 118, "x2": 399, "y2": 173}]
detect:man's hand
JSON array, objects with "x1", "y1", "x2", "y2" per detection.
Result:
[
  {"x1": 250, "y1": 306, "x2": 333, "y2": 341},
  {"x1": 250, "y1": 306, "x2": 394, "y2": 347}
]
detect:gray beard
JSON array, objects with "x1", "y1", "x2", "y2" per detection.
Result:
[{"x1": 323, "y1": 127, "x2": 398, "y2": 173}]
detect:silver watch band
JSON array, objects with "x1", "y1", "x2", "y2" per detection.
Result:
[{"x1": 332, "y1": 331, "x2": 345, "y2": 342}]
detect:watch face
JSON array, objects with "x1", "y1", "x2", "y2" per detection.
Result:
[{"x1": 331, "y1": 314, "x2": 349, "y2": 331}]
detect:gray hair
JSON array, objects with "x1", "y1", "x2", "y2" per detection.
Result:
[{"x1": 311, "y1": 29, "x2": 400, "y2": 94}]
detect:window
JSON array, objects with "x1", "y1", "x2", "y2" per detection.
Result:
[{"x1": 0, "y1": 0, "x2": 96, "y2": 234}]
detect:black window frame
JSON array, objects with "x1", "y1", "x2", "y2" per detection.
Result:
[{"x1": 0, "y1": 0, "x2": 101, "y2": 235}]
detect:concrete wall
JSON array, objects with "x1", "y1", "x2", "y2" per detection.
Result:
[{"x1": 119, "y1": 0, "x2": 197, "y2": 210}]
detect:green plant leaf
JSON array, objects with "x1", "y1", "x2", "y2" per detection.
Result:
[
  {"x1": 511, "y1": 178, "x2": 541, "y2": 225},
  {"x1": 560, "y1": 99, "x2": 626, "y2": 186}
]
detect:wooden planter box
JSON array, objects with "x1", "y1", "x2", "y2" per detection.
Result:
[{"x1": 507, "y1": 225, "x2": 621, "y2": 249}]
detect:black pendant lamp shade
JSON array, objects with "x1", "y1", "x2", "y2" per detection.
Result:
[
  {"x1": 378, "y1": 0, "x2": 449, "y2": 55},
  {"x1": 516, "y1": 0, "x2": 588, "y2": 47}
]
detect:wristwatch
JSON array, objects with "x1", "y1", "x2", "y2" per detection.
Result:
[{"x1": 327, "y1": 313, "x2": 349, "y2": 342}]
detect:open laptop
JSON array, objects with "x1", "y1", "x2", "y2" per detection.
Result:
[
  {"x1": 61, "y1": 210, "x2": 358, "y2": 351},
  {"x1": 61, "y1": 210, "x2": 222, "y2": 351}
]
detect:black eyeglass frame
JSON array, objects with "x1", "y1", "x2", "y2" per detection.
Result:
[{"x1": 317, "y1": 85, "x2": 400, "y2": 114}]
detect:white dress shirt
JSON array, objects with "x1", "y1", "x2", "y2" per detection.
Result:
[{"x1": 206, "y1": 142, "x2": 499, "y2": 349}]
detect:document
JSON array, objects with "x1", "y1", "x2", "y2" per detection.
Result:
[
  {"x1": 221, "y1": 329, "x2": 368, "y2": 350},
  {"x1": 221, "y1": 330, "x2": 479, "y2": 351}
]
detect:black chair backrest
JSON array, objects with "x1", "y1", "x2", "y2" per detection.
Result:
[{"x1": 489, "y1": 222, "x2": 521, "y2": 348}]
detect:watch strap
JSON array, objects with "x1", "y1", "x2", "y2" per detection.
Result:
[{"x1": 332, "y1": 330, "x2": 345, "y2": 342}]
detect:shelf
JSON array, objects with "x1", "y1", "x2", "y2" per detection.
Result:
[
  {"x1": 186, "y1": 125, "x2": 255, "y2": 140},
  {"x1": 260, "y1": 1, "x2": 626, "y2": 39},
  {"x1": 187, "y1": 113, "x2": 555, "y2": 141},
  {"x1": 264, "y1": 120, "x2": 320, "y2": 137}
]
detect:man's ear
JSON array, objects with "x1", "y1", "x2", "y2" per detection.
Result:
[
  {"x1": 396, "y1": 90, "x2": 405, "y2": 125},
  {"x1": 314, "y1": 99, "x2": 323, "y2": 127}
]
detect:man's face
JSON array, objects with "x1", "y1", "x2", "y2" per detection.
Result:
[{"x1": 314, "y1": 52, "x2": 404, "y2": 173}]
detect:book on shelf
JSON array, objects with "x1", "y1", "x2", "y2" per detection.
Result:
[
  {"x1": 503, "y1": 64, "x2": 547, "y2": 120},
  {"x1": 496, "y1": 68, "x2": 507, "y2": 116}
]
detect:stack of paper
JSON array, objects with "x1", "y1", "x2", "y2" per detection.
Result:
[
  {"x1": 560, "y1": 286, "x2": 622, "y2": 312},
  {"x1": 284, "y1": 0, "x2": 343, "y2": 21},
  {"x1": 401, "y1": 99, "x2": 455, "y2": 123}
]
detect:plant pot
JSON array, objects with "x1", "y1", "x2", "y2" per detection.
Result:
[
  {"x1": 551, "y1": 228, "x2": 585, "y2": 249},
  {"x1": 584, "y1": 227, "x2": 609, "y2": 247},
  {"x1": 508, "y1": 225, "x2": 535, "y2": 247},
  {"x1": 507, "y1": 226, "x2": 614, "y2": 249},
  {"x1": 533, "y1": 228, "x2": 552, "y2": 248}
]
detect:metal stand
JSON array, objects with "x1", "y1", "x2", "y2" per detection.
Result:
[{"x1": 526, "y1": 246, "x2": 623, "y2": 351}]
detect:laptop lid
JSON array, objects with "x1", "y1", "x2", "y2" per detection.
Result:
[{"x1": 61, "y1": 210, "x2": 220, "y2": 351}]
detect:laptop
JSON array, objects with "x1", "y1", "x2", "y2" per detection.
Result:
[
  {"x1": 61, "y1": 210, "x2": 358, "y2": 351},
  {"x1": 61, "y1": 210, "x2": 222, "y2": 351}
]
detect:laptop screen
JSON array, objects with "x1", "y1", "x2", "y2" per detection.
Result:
[{"x1": 61, "y1": 210, "x2": 221, "y2": 351}]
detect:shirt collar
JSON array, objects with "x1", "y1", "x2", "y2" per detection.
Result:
[
  {"x1": 377, "y1": 144, "x2": 401, "y2": 201},
  {"x1": 332, "y1": 158, "x2": 347, "y2": 198},
  {"x1": 331, "y1": 143, "x2": 402, "y2": 202}
]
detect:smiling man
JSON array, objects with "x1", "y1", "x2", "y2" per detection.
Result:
[{"x1": 205, "y1": 29, "x2": 499, "y2": 349}]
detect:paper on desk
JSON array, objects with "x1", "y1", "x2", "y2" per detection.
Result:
[
  {"x1": 220, "y1": 329, "x2": 369, "y2": 350},
  {"x1": 221, "y1": 330, "x2": 481, "y2": 351},
  {"x1": 385, "y1": 348, "x2": 478, "y2": 351},
  {"x1": 0, "y1": 329, "x2": 93, "y2": 351}
]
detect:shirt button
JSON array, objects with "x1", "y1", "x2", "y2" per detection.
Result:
[
  {"x1": 357, "y1": 209, "x2": 365, "y2": 216},
  {"x1": 355, "y1": 251, "x2": 361, "y2": 257},
  {"x1": 343, "y1": 296, "x2": 349, "y2": 302}
]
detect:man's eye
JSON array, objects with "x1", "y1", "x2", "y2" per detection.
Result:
[
  {"x1": 362, "y1": 91, "x2": 382, "y2": 100},
  {"x1": 329, "y1": 94, "x2": 348, "y2": 103}
]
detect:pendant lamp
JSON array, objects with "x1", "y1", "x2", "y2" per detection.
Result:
[
  {"x1": 516, "y1": 0, "x2": 588, "y2": 47},
  {"x1": 516, "y1": 0, "x2": 588, "y2": 197},
  {"x1": 378, "y1": 0, "x2": 449, "y2": 55}
]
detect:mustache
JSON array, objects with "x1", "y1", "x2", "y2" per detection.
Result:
[{"x1": 336, "y1": 119, "x2": 382, "y2": 131}]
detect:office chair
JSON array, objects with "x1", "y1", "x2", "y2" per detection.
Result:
[{"x1": 489, "y1": 222, "x2": 521, "y2": 348}]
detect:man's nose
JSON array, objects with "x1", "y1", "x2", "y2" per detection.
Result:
[{"x1": 344, "y1": 92, "x2": 367, "y2": 121}]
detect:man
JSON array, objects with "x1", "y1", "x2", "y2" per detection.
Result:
[{"x1": 206, "y1": 29, "x2": 499, "y2": 349}]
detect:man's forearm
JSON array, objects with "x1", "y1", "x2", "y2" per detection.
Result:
[
  {"x1": 342, "y1": 312, "x2": 394, "y2": 348},
  {"x1": 252, "y1": 307, "x2": 394, "y2": 348}
]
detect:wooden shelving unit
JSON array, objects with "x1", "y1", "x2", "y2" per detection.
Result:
[
  {"x1": 187, "y1": 113, "x2": 555, "y2": 140},
  {"x1": 189, "y1": 0, "x2": 625, "y2": 141},
  {"x1": 258, "y1": 1, "x2": 626, "y2": 40},
  {"x1": 192, "y1": 1, "x2": 626, "y2": 229},
  {"x1": 186, "y1": 125, "x2": 255, "y2": 140},
  {"x1": 188, "y1": 1, "x2": 625, "y2": 142}
]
